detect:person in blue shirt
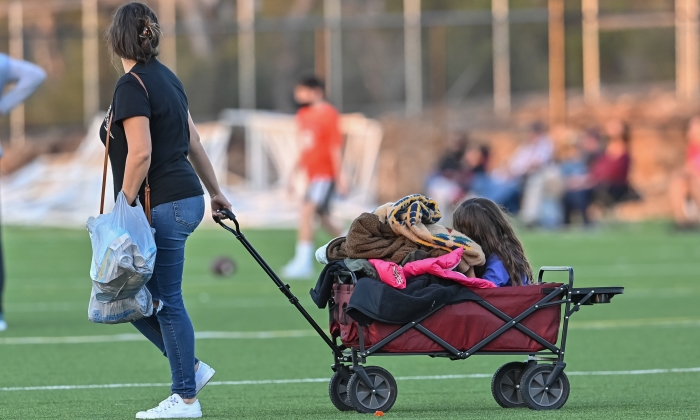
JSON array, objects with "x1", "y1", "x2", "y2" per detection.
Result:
[
  {"x1": 0, "y1": 53, "x2": 46, "y2": 332},
  {"x1": 559, "y1": 140, "x2": 592, "y2": 226},
  {"x1": 452, "y1": 197, "x2": 532, "y2": 287},
  {"x1": 0, "y1": 54, "x2": 46, "y2": 118}
]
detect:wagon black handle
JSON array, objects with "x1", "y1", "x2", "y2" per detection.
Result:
[
  {"x1": 214, "y1": 208, "x2": 241, "y2": 236},
  {"x1": 214, "y1": 206, "x2": 344, "y2": 359},
  {"x1": 537, "y1": 266, "x2": 574, "y2": 287}
]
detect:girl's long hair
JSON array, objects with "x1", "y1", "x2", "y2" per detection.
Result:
[{"x1": 452, "y1": 197, "x2": 532, "y2": 286}]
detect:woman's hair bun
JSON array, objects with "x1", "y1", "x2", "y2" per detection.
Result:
[
  {"x1": 137, "y1": 15, "x2": 162, "y2": 58},
  {"x1": 107, "y1": 2, "x2": 162, "y2": 63},
  {"x1": 139, "y1": 17, "x2": 154, "y2": 40}
]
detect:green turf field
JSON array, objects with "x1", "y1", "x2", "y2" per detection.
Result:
[{"x1": 0, "y1": 223, "x2": 698, "y2": 419}]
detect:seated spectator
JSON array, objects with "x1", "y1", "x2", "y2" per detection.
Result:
[
  {"x1": 469, "y1": 174, "x2": 522, "y2": 213},
  {"x1": 581, "y1": 127, "x2": 603, "y2": 165},
  {"x1": 442, "y1": 144, "x2": 491, "y2": 200},
  {"x1": 435, "y1": 132, "x2": 469, "y2": 179},
  {"x1": 559, "y1": 140, "x2": 591, "y2": 226},
  {"x1": 471, "y1": 122, "x2": 553, "y2": 215},
  {"x1": 669, "y1": 116, "x2": 700, "y2": 230},
  {"x1": 508, "y1": 122, "x2": 554, "y2": 180},
  {"x1": 425, "y1": 132, "x2": 471, "y2": 224},
  {"x1": 517, "y1": 123, "x2": 559, "y2": 227},
  {"x1": 464, "y1": 144, "x2": 490, "y2": 181},
  {"x1": 589, "y1": 120, "x2": 635, "y2": 207}
]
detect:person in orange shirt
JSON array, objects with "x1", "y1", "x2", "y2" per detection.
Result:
[{"x1": 282, "y1": 76, "x2": 344, "y2": 278}]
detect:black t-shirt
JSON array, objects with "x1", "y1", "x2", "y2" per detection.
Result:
[{"x1": 100, "y1": 59, "x2": 203, "y2": 209}]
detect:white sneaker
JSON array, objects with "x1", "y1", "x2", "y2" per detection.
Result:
[
  {"x1": 0, "y1": 320, "x2": 6, "y2": 332},
  {"x1": 195, "y1": 361, "x2": 216, "y2": 395},
  {"x1": 281, "y1": 259, "x2": 314, "y2": 279},
  {"x1": 135, "y1": 394, "x2": 202, "y2": 419}
]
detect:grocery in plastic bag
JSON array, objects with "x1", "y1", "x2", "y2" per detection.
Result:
[
  {"x1": 87, "y1": 191, "x2": 156, "y2": 301},
  {"x1": 86, "y1": 191, "x2": 156, "y2": 324},
  {"x1": 88, "y1": 283, "x2": 154, "y2": 324}
]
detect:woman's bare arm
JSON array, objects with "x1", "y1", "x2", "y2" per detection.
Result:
[
  {"x1": 122, "y1": 116, "x2": 152, "y2": 204},
  {"x1": 186, "y1": 111, "x2": 232, "y2": 217}
]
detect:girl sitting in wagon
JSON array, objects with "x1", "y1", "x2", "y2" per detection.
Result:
[{"x1": 453, "y1": 197, "x2": 532, "y2": 287}]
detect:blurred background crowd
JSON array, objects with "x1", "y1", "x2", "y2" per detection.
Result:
[
  {"x1": 427, "y1": 114, "x2": 700, "y2": 230},
  {"x1": 426, "y1": 119, "x2": 640, "y2": 229}
]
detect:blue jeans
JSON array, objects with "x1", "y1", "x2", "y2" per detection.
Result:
[
  {"x1": 132, "y1": 195, "x2": 205, "y2": 399},
  {"x1": 563, "y1": 189, "x2": 592, "y2": 225}
]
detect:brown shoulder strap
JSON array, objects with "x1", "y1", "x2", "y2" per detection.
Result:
[
  {"x1": 129, "y1": 72, "x2": 149, "y2": 97},
  {"x1": 99, "y1": 112, "x2": 113, "y2": 215},
  {"x1": 99, "y1": 71, "x2": 152, "y2": 224}
]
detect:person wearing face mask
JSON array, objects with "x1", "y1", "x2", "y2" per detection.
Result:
[{"x1": 282, "y1": 76, "x2": 345, "y2": 279}]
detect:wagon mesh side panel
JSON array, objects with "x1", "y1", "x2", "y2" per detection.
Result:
[{"x1": 333, "y1": 282, "x2": 563, "y2": 353}]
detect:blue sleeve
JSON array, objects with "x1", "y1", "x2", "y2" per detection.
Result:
[
  {"x1": 483, "y1": 257, "x2": 511, "y2": 287},
  {"x1": 0, "y1": 57, "x2": 46, "y2": 115}
]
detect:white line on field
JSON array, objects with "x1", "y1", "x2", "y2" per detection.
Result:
[
  {"x1": 565, "y1": 367, "x2": 700, "y2": 376},
  {"x1": 0, "y1": 330, "x2": 317, "y2": 345},
  {"x1": 571, "y1": 317, "x2": 700, "y2": 329},
  {"x1": 1, "y1": 367, "x2": 699, "y2": 392}
]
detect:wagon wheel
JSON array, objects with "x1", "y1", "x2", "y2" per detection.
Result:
[
  {"x1": 519, "y1": 364, "x2": 570, "y2": 410},
  {"x1": 328, "y1": 369, "x2": 354, "y2": 411},
  {"x1": 491, "y1": 362, "x2": 528, "y2": 408},
  {"x1": 346, "y1": 366, "x2": 398, "y2": 413}
]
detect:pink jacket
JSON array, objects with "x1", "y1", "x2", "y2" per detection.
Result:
[{"x1": 369, "y1": 248, "x2": 496, "y2": 290}]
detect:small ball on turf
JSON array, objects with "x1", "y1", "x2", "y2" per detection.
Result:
[{"x1": 211, "y1": 256, "x2": 236, "y2": 277}]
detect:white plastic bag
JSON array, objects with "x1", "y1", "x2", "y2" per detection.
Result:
[
  {"x1": 88, "y1": 283, "x2": 154, "y2": 324},
  {"x1": 86, "y1": 191, "x2": 156, "y2": 323},
  {"x1": 87, "y1": 191, "x2": 156, "y2": 298}
]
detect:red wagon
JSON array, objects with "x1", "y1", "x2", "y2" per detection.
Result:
[{"x1": 215, "y1": 210, "x2": 624, "y2": 414}]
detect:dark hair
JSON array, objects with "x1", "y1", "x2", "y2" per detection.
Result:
[
  {"x1": 107, "y1": 2, "x2": 161, "y2": 63},
  {"x1": 297, "y1": 75, "x2": 325, "y2": 92},
  {"x1": 452, "y1": 197, "x2": 532, "y2": 286}
]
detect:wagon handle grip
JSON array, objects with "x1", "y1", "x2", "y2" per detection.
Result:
[
  {"x1": 537, "y1": 266, "x2": 574, "y2": 288},
  {"x1": 214, "y1": 209, "x2": 241, "y2": 236}
]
